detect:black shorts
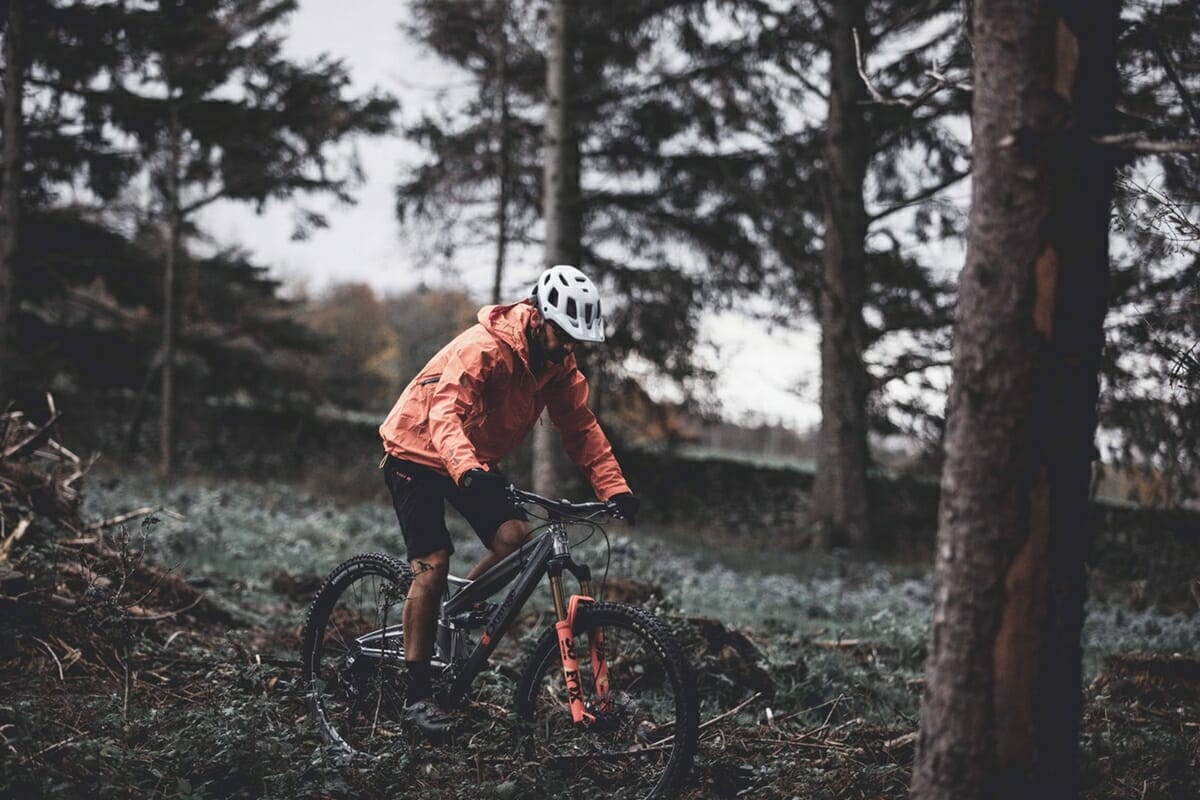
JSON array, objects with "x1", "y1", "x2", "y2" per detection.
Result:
[{"x1": 382, "y1": 455, "x2": 524, "y2": 560}]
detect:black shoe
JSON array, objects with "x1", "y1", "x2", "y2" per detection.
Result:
[{"x1": 402, "y1": 698, "x2": 456, "y2": 744}]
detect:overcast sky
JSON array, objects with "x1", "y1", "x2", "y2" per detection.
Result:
[{"x1": 199, "y1": 0, "x2": 822, "y2": 431}]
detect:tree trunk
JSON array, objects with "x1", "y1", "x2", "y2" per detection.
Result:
[
  {"x1": 533, "y1": 0, "x2": 579, "y2": 496},
  {"x1": 159, "y1": 101, "x2": 183, "y2": 478},
  {"x1": 125, "y1": 356, "x2": 162, "y2": 456},
  {"x1": 810, "y1": 0, "x2": 871, "y2": 550},
  {"x1": 910, "y1": 3, "x2": 1120, "y2": 798},
  {"x1": 0, "y1": 0, "x2": 27, "y2": 406},
  {"x1": 492, "y1": 0, "x2": 511, "y2": 306}
]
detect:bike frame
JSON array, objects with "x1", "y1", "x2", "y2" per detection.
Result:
[
  {"x1": 344, "y1": 490, "x2": 615, "y2": 723},
  {"x1": 438, "y1": 515, "x2": 602, "y2": 709}
]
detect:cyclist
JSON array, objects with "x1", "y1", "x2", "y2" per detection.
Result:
[{"x1": 378, "y1": 264, "x2": 641, "y2": 742}]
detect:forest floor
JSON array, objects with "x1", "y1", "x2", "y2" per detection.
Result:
[{"x1": 1, "y1": 468, "x2": 1198, "y2": 799}]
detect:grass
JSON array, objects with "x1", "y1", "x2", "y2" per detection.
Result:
[{"x1": 1, "y1": 467, "x2": 1196, "y2": 798}]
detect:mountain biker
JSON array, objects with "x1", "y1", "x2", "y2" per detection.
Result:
[{"x1": 378, "y1": 264, "x2": 641, "y2": 742}]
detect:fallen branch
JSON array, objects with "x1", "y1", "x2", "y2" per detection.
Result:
[
  {"x1": 125, "y1": 594, "x2": 205, "y2": 621},
  {"x1": 815, "y1": 638, "x2": 862, "y2": 649},
  {"x1": 2, "y1": 411, "x2": 63, "y2": 461},
  {"x1": 0, "y1": 516, "x2": 34, "y2": 563},
  {"x1": 654, "y1": 691, "x2": 763, "y2": 749},
  {"x1": 884, "y1": 730, "x2": 919, "y2": 750},
  {"x1": 87, "y1": 505, "x2": 185, "y2": 531},
  {"x1": 32, "y1": 636, "x2": 66, "y2": 682}
]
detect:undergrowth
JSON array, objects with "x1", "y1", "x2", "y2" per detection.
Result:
[{"x1": 0, "y1": 471, "x2": 1196, "y2": 798}]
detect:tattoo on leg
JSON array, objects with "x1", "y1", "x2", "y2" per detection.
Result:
[{"x1": 412, "y1": 559, "x2": 436, "y2": 576}]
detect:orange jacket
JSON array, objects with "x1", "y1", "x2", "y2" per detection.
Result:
[{"x1": 379, "y1": 301, "x2": 631, "y2": 500}]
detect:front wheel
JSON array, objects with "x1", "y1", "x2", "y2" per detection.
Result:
[
  {"x1": 300, "y1": 553, "x2": 413, "y2": 757},
  {"x1": 513, "y1": 602, "x2": 699, "y2": 799}
]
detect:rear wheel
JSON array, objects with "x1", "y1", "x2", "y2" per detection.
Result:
[
  {"x1": 513, "y1": 602, "x2": 699, "y2": 799},
  {"x1": 300, "y1": 553, "x2": 413, "y2": 756}
]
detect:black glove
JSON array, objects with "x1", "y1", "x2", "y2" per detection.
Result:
[
  {"x1": 461, "y1": 468, "x2": 511, "y2": 503},
  {"x1": 609, "y1": 492, "x2": 641, "y2": 525}
]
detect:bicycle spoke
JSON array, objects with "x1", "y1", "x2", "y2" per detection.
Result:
[
  {"x1": 304, "y1": 556, "x2": 414, "y2": 757},
  {"x1": 517, "y1": 605, "x2": 696, "y2": 799}
]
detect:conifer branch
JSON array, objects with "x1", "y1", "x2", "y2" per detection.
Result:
[
  {"x1": 852, "y1": 28, "x2": 971, "y2": 110},
  {"x1": 868, "y1": 170, "x2": 969, "y2": 225},
  {"x1": 1093, "y1": 133, "x2": 1200, "y2": 154}
]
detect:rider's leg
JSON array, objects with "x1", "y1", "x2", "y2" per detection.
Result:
[
  {"x1": 404, "y1": 548, "x2": 449, "y2": 699},
  {"x1": 465, "y1": 519, "x2": 531, "y2": 580}
]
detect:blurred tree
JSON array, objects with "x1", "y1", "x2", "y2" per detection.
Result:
[
  {"x1": 716, "y1": 0, "x2": 971, "y2": 549},
  {"x1": 398, "y1": 0, "x2": 540, "y2": 305},
  {"x1": 399, "y1": 1, "x2": 782, "y2": 404},
  {"x1": 810, "y1": 0, "x2": 872, "y2": 549},
  {"x1": 302, "y1": 283, "x2": 398, "y2": 412},
  {"x1": 66, "y1": 0, "x2": 397, "y2": 476},
  {"x1": 531, "y1": 0, "x2": 578, "y2": 495},
  {"x1": 381, "y1": 286, "x2": 477, "y2": 395},
  {"x1": 1099, "y1": 1, "x2": 1200, "y2": 503},
  {"x1": 399, "y1": 1, "x2": 971, "y2": 541},
  {"x1": 12, "y1": 208, "x2": 322, "y2": 451},
  {"x1": 1, "y1": 0, "x2": 148, "y2": 409},
  {"x1": 911, "y1": 1, "x2": 1120, "y2": 797},
  {"x1": 1, "y1": 0, "x2": 27, "y2": 405}
]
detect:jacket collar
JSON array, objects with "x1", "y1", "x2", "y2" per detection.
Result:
[{"x1": 477, "y1": 300, "x2": 577, "y2": 378}]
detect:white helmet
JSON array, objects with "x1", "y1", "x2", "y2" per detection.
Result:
[{"x1": 530, "y1": 264, "x2": 605, "y2": 343}]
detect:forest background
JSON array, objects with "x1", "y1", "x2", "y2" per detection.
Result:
[{"x1": 0, "y1": 1, "x2": 1198, "y2": 798}]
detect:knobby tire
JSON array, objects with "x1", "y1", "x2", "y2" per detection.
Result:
[{"x1": 513, "y1": 602, "x2": 699, "y2": 799}]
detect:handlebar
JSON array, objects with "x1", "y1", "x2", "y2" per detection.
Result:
[
  {"x1": 459, "y1": 470, "x2": 626, "y2": 521},
  {"x1": 506, "y1": 485, "x2": 621, "y2": 520}
]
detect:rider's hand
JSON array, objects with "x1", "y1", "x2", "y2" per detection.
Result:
[
  {"x1": 609, "y1": 493, "x2": 641, "y2": 525},
  {"x1": 461, "y1": 468, "x2": 511, "y2": 502}
]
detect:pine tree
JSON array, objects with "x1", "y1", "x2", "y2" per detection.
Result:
[
  {"x1": 911, "y1": 1, "x2": 1121, "y2": 796},
  {"x1": 530, "y1": 0, "x2": 577, "y2": 495},
  {"x1": 734, "y1": 0, "x2": 970, "y2": 549},
  {"x1": 1, "y1": 0, "x2": 146, "y2": 407},
  {"x1": 400, "y1": 1, "x2": 971, "y2": 536},
  {"x1": 1100, "y1": 0, "x2": 1200, "y2": 502},
  {"x1": 72, "y1": 0, "x2": 396, "y2": 476},
  {"x1": 1, "y1": 0, "x2": 27, "y2": 405},
  {"x1": 13, "y1": 209, "x2": 323, "y2": 445},
  {"x1": 399, "y1": 1, "x2": 775, "y2": 398}
]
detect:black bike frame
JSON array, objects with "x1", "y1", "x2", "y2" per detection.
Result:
[
  {"x1": 441, "y1": 525, "x2": 586, "y2": 706},
  {"x1": 349, "y1": 488, "x2": 611, "y2": 707}
]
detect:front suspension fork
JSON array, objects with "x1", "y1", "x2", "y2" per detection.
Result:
[{"x1": 549, "y1": 562, "x2": 610, "y2": 724}]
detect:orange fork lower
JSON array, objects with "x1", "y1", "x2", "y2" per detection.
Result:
[{"x1": 556, "y1": 594, "x2": 611, "y2": 724}]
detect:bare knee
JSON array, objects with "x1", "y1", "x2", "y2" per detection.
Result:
[
  {"x1": 409, "y1": 550, "x2": 450, "y2": 594},
  {"x1": 491, "y1": 520, "x2": 531, "y2": 558}
]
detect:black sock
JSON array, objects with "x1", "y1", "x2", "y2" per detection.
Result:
[{"x1": 407, "y1": 660, "x2": 433, "y2": 703}]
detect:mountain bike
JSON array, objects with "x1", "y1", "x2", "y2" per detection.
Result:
[{"x1": 300, "y1": 484, "x2": 699, "y2": 799}]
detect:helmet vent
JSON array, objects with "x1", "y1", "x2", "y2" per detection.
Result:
[{"x1": 527, "y1": 265, "x2": 606, "y2": 343}]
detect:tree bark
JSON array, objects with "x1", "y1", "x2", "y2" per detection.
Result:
[
  {"x1": 910, "y1": 2, "x2": 1120, "y2": 798},
  {"x1": 810, "y1": 0, "x2": 872, "y2": 550},
  {"x1": 0, "y1": 0, "x2": 27, "y2": 405},
  {"x1": 533, "y1": 0, "x2": 580, "y2": 496},
  {"x1": 492, "y1": 0, "x2": 511, "y2": 306},
  {"x1": 159, "y1": 101, "x2": 183, "y2": 478}
]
